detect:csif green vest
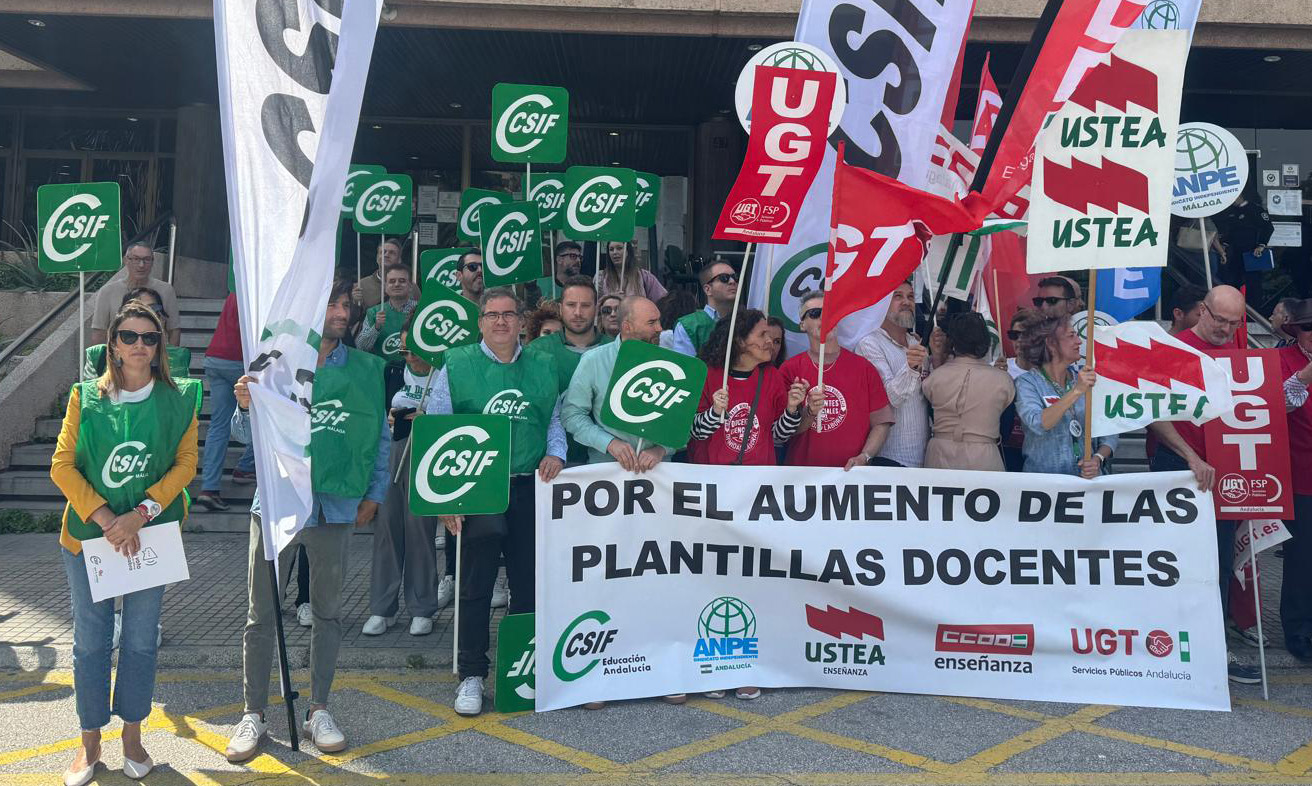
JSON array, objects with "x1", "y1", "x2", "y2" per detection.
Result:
[
  {"x1": 365, "y1": 302, "x2": 409, "y2": 367},
  {"x1": 445, "y1": 344, "x2": 561, "y2": 474},
  {"x1": 310, "y1": 348, "x2": 386, "y2": 498},
  {"x1": 65, "y1": 378, "x2": 200, "y2": 541},
  {"x1": 677, "y1": 309, "x2": 716, "y2": 352}
]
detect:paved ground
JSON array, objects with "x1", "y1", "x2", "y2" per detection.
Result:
[{"x1": 1, "y1": 532, "x2": 1310, "y2": 785}]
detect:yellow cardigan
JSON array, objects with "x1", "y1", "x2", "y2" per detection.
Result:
[{"x1": 49, "y1": 385, "x2": 199, "y2": 554}]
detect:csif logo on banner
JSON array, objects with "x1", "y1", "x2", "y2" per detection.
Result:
[
  {"x1": 458, "y1": 188, "x2": 511, "y2": 244},
  {"x1": 491, "y1": 83, "x2": 569, "y2": 163},
  {"x1": 480, "y1": 201, "x2": 542, "y2": 287},
  {"x1": 483, "y1": 388, "x2": 532, "y2": 419},
  {"x1": 600, "y1": 341, "x2": 707, "y2": 448},
  {"x1": 419, "y1": 248, "x2": 471, "y2": 291},
  {"x1": 409, "y1": 415, "x2": 511, "y2": 515},
  {"x1": 36, "y1": 182, "x2": 123, "y2": 273},
  {"x1": 529, "y1": 175, "x2": 566, "y2": 230},
  {"x1": 633, "y1": 171, "x2": 661, "y2": 229},
  {"x1": 310, "y1": 399, "x2": 350, "y2": 434},
  {"x1": 553, "y1": 609, "x2": 618, "y2": 681},
  {"x1": 562, "y1": 166, "x2": 637, "y2": 241},
  {"x1": 101, "y1": 441, "x2": 152, "y2": 490},
  {"x1": 353, "y1": 174, "x2": 413, "y2": 235},
  {"x1": 407, "y1": 282, "x2": 480, "y2": 366}
]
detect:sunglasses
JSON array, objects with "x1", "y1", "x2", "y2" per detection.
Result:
[
  {"x1": 802, "y1": 307, "x2": 822, "y2": 321},
  {"x1": 1006, "y1": 329, "x2": 1022, "y2": 341},
  {"x1": 463, "y1": 262, "x2": 482, "y2": 273},
  {"x1": 599, "y1": 306, "x2": 617, "y2": 316},
  {"x1": 712, "y1": 273, "x2": 739, "y2": 285},
  {"x1": 557, "y1": 252, "x2": 583, "y2": 260},
  {"x1": 1032, "y1": 296, "x2": 1073, "y2": 307},
  {"x1": 115, "y1": 329, "x2": 161, "y2": 347}
]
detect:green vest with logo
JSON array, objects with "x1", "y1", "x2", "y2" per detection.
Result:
[
  {"x1": 65, "y1": 378, "x2": 200, "y2": 541},
  {"x1": 677, "y1": 309, "x2": 716, "y2": 352},
  {"x1": 527, "y1": 331, "x2": 610, "y2": 463},
  {"x1": 445, "y1": 344, "x2": 560, "y2": 474},
  {"x1": 365, "y1": 302, "x2": 408, "y2": 367},
  {"x1": 309, "y1": 348, "x2": 386, "y2": 498}
]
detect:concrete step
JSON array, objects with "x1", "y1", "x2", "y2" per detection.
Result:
[
  {"x1": 180, "y1": 313, "x2": 220, "y2": 331},
  {"x1": 0, "y1": 498, "x2": 252, "y2": 533},
  {"x1": 0, "y1": 470, "x2": 256, "y2": 501},
  {"x1": 178, "y1": 298, "x2": 226, "y2": 314},
  {"x1": 8, "y1": 442, "x2": 248, "y2": 470}
]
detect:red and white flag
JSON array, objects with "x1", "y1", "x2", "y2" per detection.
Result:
[{"x1": 970, "y1": 53, "x2": 1002, "y2": 157}]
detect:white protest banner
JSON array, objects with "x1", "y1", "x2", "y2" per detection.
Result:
[
  {"x1": 746, "y1": 0, "x2": 975, "y2": 355},
  {"x1": 1027, "y1": 31, "x2": 1185, "y2": 273},
  {"x1": 1232, "y1": 520, "x2": 1292, "y2": 589},
  {"x1": 81, "y1": 521, "x2": 190, "y2": 603},
  {"x1": 216, "y1": 0, "x2": 383, "y2": 556},
  {"x1": 1090, "y1": 321, "x2": 1235, "y2": 438},
  {"x1": 536, "y1": 464, "x2": 1228, "y2": 713}
]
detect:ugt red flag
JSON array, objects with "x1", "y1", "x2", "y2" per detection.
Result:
[
  {"x1": 713, "y1": 65, "x2": 835, "y2": 244},
  {"x1": 821, "y1": 149, "x2": 989, "y2": 339}
]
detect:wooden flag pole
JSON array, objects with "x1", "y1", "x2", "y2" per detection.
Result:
[
  {"x1": 721, "y1": 243, "x2": 754, "y2": 390},
  {"x1": 1082, "y1": 273, "x2": 1097, "y2": 461}
]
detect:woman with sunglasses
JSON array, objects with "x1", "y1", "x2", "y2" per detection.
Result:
[
  {"x1": 1013, "y1": 315, "x2": 1116, "y2": 477},
  {"x1": 83, "y1": 288, "x2": 193, "y2": 381},
  {"x1": 596, "y1": 293, "x2": 623, "y2": 338},
  {"x1": 594, "y1": 241, "x2": 668, "y2": 302},
  {"x1": 50, "y1": 302, "x2": 200, "y2": 784}
]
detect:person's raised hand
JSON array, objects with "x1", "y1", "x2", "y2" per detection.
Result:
[{"x1": 711, "y1": 388, "x2": 730, "y2": 416}]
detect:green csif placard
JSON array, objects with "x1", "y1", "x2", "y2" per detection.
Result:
[
  {"x1": 407, "y1": 281, "x2": 481, "y2": 367},
  {"x1": 409, "y1": 414, "x2": 511, "y2": 516},
  {"x1": 458, "y1": 188, "x2": 512, "y2": 244},
  {"x1": 352, "y1": 173, "x2": 413, "y2": 235},
  {"x1": 491, "y1": 83, "x2": 569, "y2": 164},
  {"x1": 528, "y1": 173, "x2": 566, "y2": 231},
  {"x1": 479, "y1": 201, "x2": 542, "y2": 288},
  {"x1": 562, "y1": 166, "x2": 637, "y2": 242},
  {"x1": 36, "y1": 182, "x2": 122, "y2": 273},
  {"x1": 599, "y1": 340, "x2": 707, "y2": 448},
  {"x1": 419, "y1": 247, "x2": 474, "y2": 292},
  {"x1": 341, "y1": 163, "x2": 386, "y2": 214},
  {"x1": 633, "y1": 171, "x2": 662, "y2": 228},
  {"x1": 494, "y1": 612, "x2": 536, "y2": 713}
]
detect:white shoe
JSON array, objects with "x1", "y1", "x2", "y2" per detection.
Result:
[
  {"x1": 296, "y1": 603, "x2": 313, "y2": 627},
  {"x1": 490, "y1": 574, "x2": 509, "y2": 609},
  {"x1": 62, "y1": 757, "x2": 99, "y2": 786},
  {"x1": 224, "y1": 712, "x2": 268, "y2": 763},
  {"x1": 123, "y1": 754, "x2": 153, "y2": 779},
  {"x1": 409, "y1": 616, "x2": 433, "y2": 636},
  {"x1": 454, "y1": 676, "x2": 485, "y2": 716},
  {"x1": 302, "y1": 708, "x2": 347, "y2": 753},
  {"x1": 361, "y1": 614, "x2": 394, "y2": 635},
  {"x1": 437, "y1": 575, "x2": 455, "y2": 609}
]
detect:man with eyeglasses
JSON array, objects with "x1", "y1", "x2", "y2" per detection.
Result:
[
  {"x1": 1275, "y1": 299, "x2": 1312, "y2": 661},
  {"x1": 352, "y1": 239, "x2": 416, "y2": 311},
  {"x1": 90, "y1": 242, "x2": 181, "y2": 346},
  {"x1": 780, "y1": 291, "x2": 894, "y2": 468},
  {"x1": 423, "y1": 287, "x2": 566, "y2": 716},
  {"x1": 670, "y1": 261, "x2": 739, "y2": 357},
  {"x1": 528, "y1": 276, "x2": 611, "y2": 463},
  {"x1": 532, "y1": 240, "x2": 585, "y2": 303},
  {"x1": 1145, "y1": 285, "x2": 1260, "y2": 683}
]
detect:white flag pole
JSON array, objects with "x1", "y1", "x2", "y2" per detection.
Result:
[
  {"x1": 763, "y1": 244, "x2": 776, "y2": 317},
  {"x1": 720, "y1": 243, "x2": 754, "y2": 390},
  {"x1": 1248, "y1": 518, "x2": 1269, "y2": 700},
  {"x1": 452, "y1": 531, "x2": 462, "y2": 675},
  {"x1": 356, "y1": 231, "x2": 362, "y2": 288},
  {"x1": 411, "y1": 227, "x2": 419, "y2": 282},
  {"x1": 1199, "y1": 218, "x2": 1214, "y2": 290},
  {"x1": 78, "y1": 272, "x2": 86, "y2": 382}
]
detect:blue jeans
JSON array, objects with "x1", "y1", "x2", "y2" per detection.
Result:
[
  {"x1": 202, "y1": 356, "x2": 255, "y2": 491},
  {"x1": 62, "y1": 547, "x2": 165, "y2": 730}
]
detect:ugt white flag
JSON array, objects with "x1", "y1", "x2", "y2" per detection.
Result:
[
  {"x1": 1091, "y1": 321, "x2": 1236, "y2": 437},
  {"x1": 746, "y1": 0, "x2": 974, "y2": 357},
  {"x1": 215, "y1": 0, "x2": 384, "y2": 557}
]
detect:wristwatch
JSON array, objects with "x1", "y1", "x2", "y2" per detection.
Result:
[{"x1": 136, "y1": 498, "x2": 162, "y2": 521}]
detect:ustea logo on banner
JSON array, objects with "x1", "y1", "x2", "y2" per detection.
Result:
[
  {"x1": 408, "y1": 415, "x2": 510, "y2": 515},
  {"x1": 804, "y1": 605, "x2": 886, "y2": 677},
  {"x1": 491, "y1": 83, "x2": 569, "y2": 163},
  {"x1": 37, "y1": 182, "x2": 122, "y2": 273},
  {"x1": 693, "y1": 597, "x2": 759, "y2": 674},
  {"x1": 352, "y1": 173, "x2": 413, "y2": 235}
]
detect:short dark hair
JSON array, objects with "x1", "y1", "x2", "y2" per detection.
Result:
[
  {"x1": 480, "y1": 286, "x2": 522, "y2": 314},
  {"x1": 560, "y1": 275, "x2": 596, "y2": 301},
  {"x1": 554, "y1": 240, "x2": 582, "y2": 257},
  {"x1": 383, "y1": 261, "x2": 411, "y2": 280},
  {"x1": 1037, "y1": 276, "x2": 1076, "y2": 300},
  {"x1": 656, "y1": 289, "x2": 699, "y2": 330},
  {"x1": 945, "y1": 312, "x2": 991, "y2": 359},
  {"x1": 458, "y1": 249, "x2": 482, "y2": 267},
  {"x1": 1171, "y1": 284, "x2": 1206, "y2": 316},
  {"x1": 329, "y1": 278, "x2": 355, "y2": 305},
  {"x1": 121, "y1": 286, "x2": 166, "y2": 318},
  {"x1": 699, "y1": 260, "x2": 735, "y2": 287}
]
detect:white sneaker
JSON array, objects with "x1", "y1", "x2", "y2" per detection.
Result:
[
  {"x1": 454, "y1": 676, "x2": 485, "y2": 716},
  {"x1": 361, "y1": 615, "x2": 394, "y2": 636},
  {"x1": 224, "y1": 712, "x2": 268, "y2": 763},
  {"x1": 437, "y1": 575, "x2": 454, "y2": 609},
  {"x1": 490, "y1": 574, "x2": 509, "y2": 609},
  {"x1": 409, "y1": 616, "x2": 433, "y2": 636},
  {"x1": 296, "y1": 603, "x2": 313, "y2": 627},
  {"x1": 302, "y1": 708, "x2": 347, "y2": 753}
]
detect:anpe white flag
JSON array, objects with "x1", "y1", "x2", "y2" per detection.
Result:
[
  {"x1": 747, "y1": 0, "x2": 975, "y2": 357},
  {"x1": 1091, "y1": 321, "x2": 1236, "y2": 438},
  {"x1": 215, "y1": 0, "x2": 384, "y2": 557},
  {"x1": 1134, "y1": 0, "x2": 1202, "y2": 45}
]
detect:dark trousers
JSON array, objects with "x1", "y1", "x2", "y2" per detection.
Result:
[
  {"x1": 291, "y1": 544, "x2": 310, "y2": 607},
  {"x1": 1152, "y1": 447, "x2": 1235, "y2": 618},
  {"x1": 444, "y1": 530, "x2": 456, "y2": 576},
  {"x1": 1282, "y1": 494, "x2": 1312, "y2": 643},
  {"x1": 457, "y1": 475, "x2": 536, "y2": 679}
]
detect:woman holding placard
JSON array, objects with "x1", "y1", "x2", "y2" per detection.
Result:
[{"x1": 50, "y1": 301, "x2": 199, "y2": 785}]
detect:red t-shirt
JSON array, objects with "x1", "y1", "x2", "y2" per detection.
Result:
[
  {"x1": 1279, "y1": 344, "x2": 1312, "y2": 496},
  {"x1": 779, "y1": 349, "x2": 892, "y2": 467},
  {"x1": 1170, "y1": 328, "x2": 1230, "y2": 460},
  {"x1": 689, "y1": 365, "x2": 788, "y2": 466},
  {"x1": 205, "y1": 293, "x2": 243, "y2": 361}
]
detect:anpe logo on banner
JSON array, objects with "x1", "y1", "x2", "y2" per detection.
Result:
[
  {"x1": 37, "y1": 182, "x2": 122, "y2": 273},
  {"x1": 1172, "y1": 123, "x2": 1249, "y2": 219},
  {"x1": 458, "y1": 188, "x2": 512, "y2": 244},
  {"x1": 479, "y1": 201, "x2": 542, "y2": 288},
  {"x1": 693, "y1": 597, "x2": 759, "y2": 674},
  {"x1": 352, "y1": 174, "x2": 413, "y2": 235},
  {"x1": 491, "y1": 83, "x2": 569, "y2": 163},
  {"x1": 529, "y1": 175, "x2": 566, "y2": 230},
  {"x1": 407, "y1": 282, "x2": 480, "y2": 366},
  {"x1": 562, "y1": 166, "x2": 636, "y2": 242},
  {"x1": 552, "y1": 609, "x2": 618, "y2": 682},
  {"x1": 419, "y1": 248, "x2": 472, "y2": 291},
  {"x1": 409, "y1": 415, "x2": 511, "y2": 516},
  {"x1": 600, "y1": 341, "x2": 707, "y2": 448},
  {"x1": 101, "y1": 441, "x2": 151, "y2": 490},
  {"x1": 804, "y1": 605, "x2": 886, "y2": 675},
  {"x1": 341, "y1": 163, "x2": 386, "y2": 214},
  {"x1": 936, "y1": 624, "x2": 1035, "y2": 655}
]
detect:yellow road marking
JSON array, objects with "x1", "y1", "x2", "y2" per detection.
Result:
[
  {"x1": 0, "y1": 682, "x2": 63, "y2": 702},
  {"x1": 937, "y1": 695, "x2": 1052, "y2": 723},
  {"x1": 1071, "y1": 720, "x2": 1275, "y2": 772},
  {"x1": 954, "y1": 704, "x2": 1117, "y2": 773}
]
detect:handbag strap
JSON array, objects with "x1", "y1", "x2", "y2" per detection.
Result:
[{"x1": 732, "y1": 368, "x2": 766, "y2": 466}]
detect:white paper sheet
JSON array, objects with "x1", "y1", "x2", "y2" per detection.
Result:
[{"x1": 81, "y1": 521, "x2": 190, "y2": 602}]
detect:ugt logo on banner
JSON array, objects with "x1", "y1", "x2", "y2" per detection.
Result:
[
  {"x1": 600, "y1": 341, "x2": 707, "y2": 448},
  {"x1": 419, "y1": 247, "x2": 473, "y2": 291},
  {"x1": 409, "y1": 414, "x2": 511, "y2": 515},
  {"x1": 37, "y1": 182, "x2": 122, "y2": 273},
  {"x1": 458, "y1": 188, "x2": 511, "y2": 244},
  {"x1": 406, "y1": 282, "x2": 480, "y2": 366},
  {"x1": 562, "y1": 166, "x2": 637, "y2": 242},
  {"x1": 479, "y1": 201, "x2": 542, "y2": 288},
  {"x1": 491, "y1": 83, "x2": 569, "y2": 164},
  {"x1": 352, "y1": 173, "x2": 413, "y2": 235}
]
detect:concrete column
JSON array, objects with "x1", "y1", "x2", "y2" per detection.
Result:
[
  {"x1": 692, "y1": 117, "x2": 745, "y2": 259},
  {"x1": 172, "y1": 104, "x2": 229, "y2": 272}
]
